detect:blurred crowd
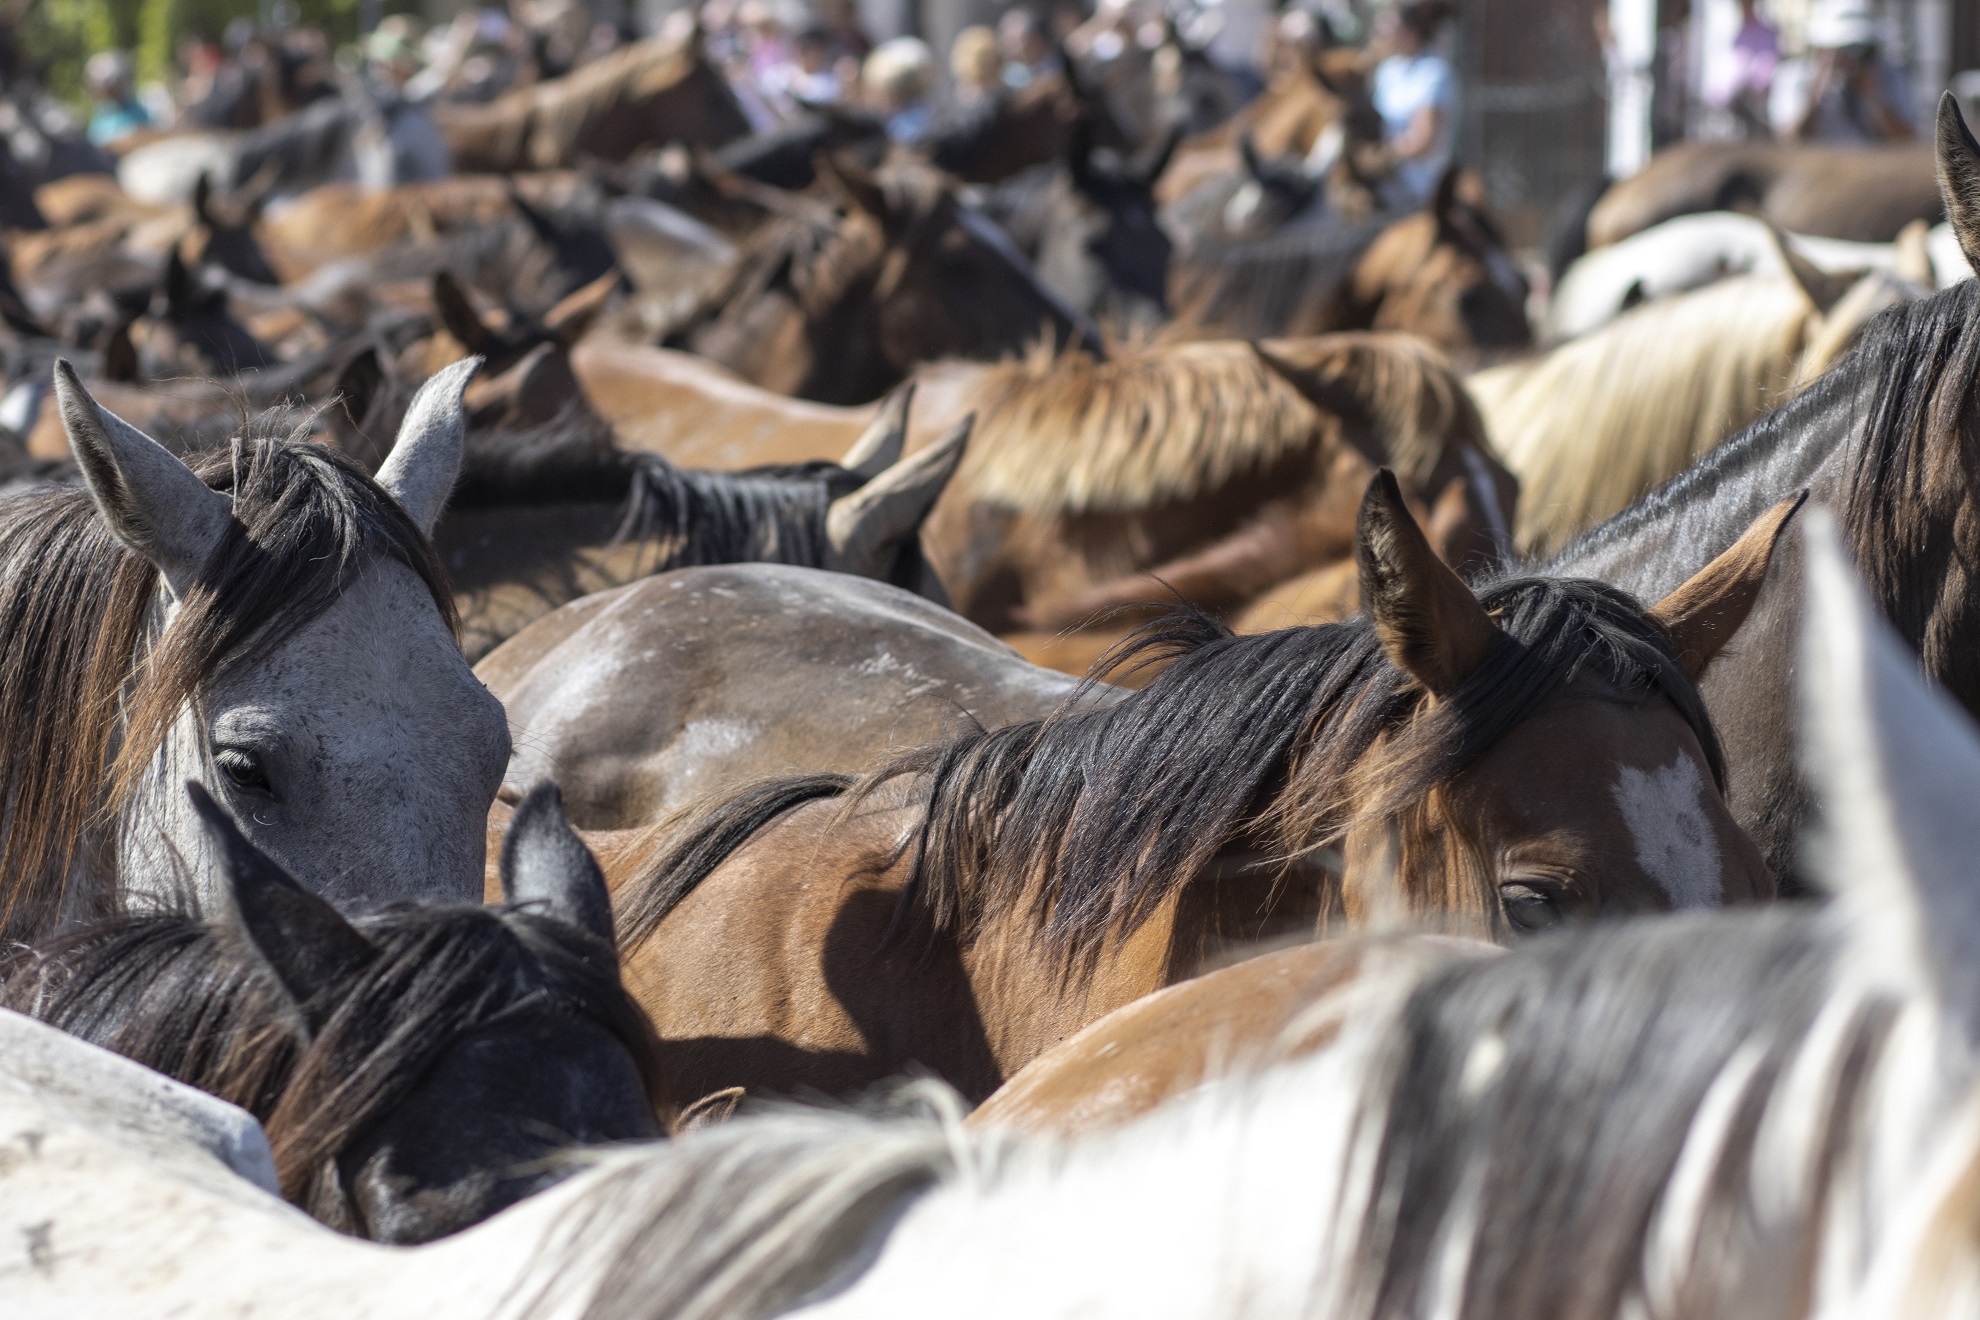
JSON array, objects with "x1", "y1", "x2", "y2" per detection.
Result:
[
  {"x1": 1695, "y1": 0, "x2": 1918, "y2": 143},
  {"x1": 72, "y1": 0, "x2": 1472, "y2": 204}
]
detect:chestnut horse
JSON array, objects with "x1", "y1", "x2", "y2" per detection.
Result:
[{"x1": 603, "y1": 477, "x2": 1791, "y2": 1105}]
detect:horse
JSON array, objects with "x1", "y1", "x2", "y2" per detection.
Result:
[
  {"x1": 601, "y1": 475, "x2": 1787, "y2": 1105},
  {"x1": 1, "y1": 781, "x2": 665, "y2": 1243},
  {"x1": 1538, "y1": 92, "x2": 1980, "y2": 884},
  {"x1": 432, "y1": 390, "x2": 971, "y2": 661},
  {"x1": 665, "y1": 154, "x2": 1096, "y2": 404},
  {"x1": 434, "y1": 32, "x2": 751, "y2": 174},
  {"x1": 0, "y1": 358, "x2": 511, "y2": 941},
  {"x1": 924, "y1": 70, "x2": 1096, "y2": 185},
  {"x1": 479, "y1": 563, "x2": 1106, "y2": 830},
  {"x1": 1586, "y1": 137, "x2": 1942, "y2": 250},
  {"x1": 924, "y1": 333, "x2": 1515, "y2": 639},
  {"x1": 19, "y1": 529, "x2": 1976, "y2": 1319},
  {"x1": 978, "y1": 121, "x2": 1180, "y2": 329},
  {"x1": 1165, "y1": 166, "x2": 1532, "y2": 353},
  {"x1": 1544, "y1": 209, "x2": 1942, "y2": 342},
  {"x1": 1478, "y1": 263, "x2": 1924, "y2": 556}
]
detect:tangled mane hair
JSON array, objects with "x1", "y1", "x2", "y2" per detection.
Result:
[
  {"x1": 955, "y1": 332, "x2": 1473, "y2": 515},
  {"x1": 620, "y1": 576, "x2": 1718, "y2": 969},
  {"x1": 0, "y1": 898, "x2": 665, "y2": 1225},
  {"x1": 1477, "y1": 271, "x2": 1912, "y2": 557},
  {"x1": 0, "y1": 416, "x2": 453, "y2": 938}
]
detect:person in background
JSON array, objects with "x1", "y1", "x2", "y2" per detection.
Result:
[
  {"x1": 999, "y1": 9, "x2": 1058, "y2": 90},
  {"x1": 363, "y1": 18, "x2": 452, "y2": 183},
  {"x1": 1370, "y1": 0, "x2": 1455, "y2": 209},
  {"x1": 1776, "y1": 0, "x2": 1912, "y2": 143},
  {"x1": 761, "y1": 26, "x2": 844, "y2": 111},
  {"x1": 863, "y1": 36, "x2": 936, "y2": 143},
  {"x1": 950, "y1": 25, "x2": 1003, "y2": 108},
  {"x1": 83, "y1": 51, "x2": 151, "y2": 147},
  {"x1": 1702, "y1": 0, "x2": 1778, "y2": 139}
]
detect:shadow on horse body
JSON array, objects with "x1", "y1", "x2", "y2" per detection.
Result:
[
  {"x1": 0, "y1": 783, "x2": 662, "y2": 1243},
  {"x1": 603, "y1": 475, "x2": 1788, "y2": 1105},
  {"x1": 0, "y1": 360, "x2": 510, "y2": 942},
  {"x1": 1540, "y1": 94, "x2": 1980, "y2": 886}
]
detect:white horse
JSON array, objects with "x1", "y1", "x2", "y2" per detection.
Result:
[{"x1": 0, "y1": 359, "x2": 510, "y2": 938}]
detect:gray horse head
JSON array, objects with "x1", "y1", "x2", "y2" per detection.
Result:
[{"x1": 49, "y1": 356, "x2": 509, "y2": 919}]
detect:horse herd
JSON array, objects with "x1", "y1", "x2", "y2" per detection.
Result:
[{"x1": 6, "y1": 23, "x2": 1980, "y2": 1315}]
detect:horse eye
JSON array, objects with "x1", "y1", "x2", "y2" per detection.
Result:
[
  {"x1": 1499, "y1": 881, "x2": 1564, "y2": 934},
  {"x1": 214, "y1": 747, "x2": 273, "y2": 797}
]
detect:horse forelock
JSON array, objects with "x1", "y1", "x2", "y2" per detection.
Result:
[
  {"x1": 0, "y1": 422, "x2": 454, "y2": 939},
  {"x1": 873, "y1": 572, "x2": 1714, "y2": 973}
]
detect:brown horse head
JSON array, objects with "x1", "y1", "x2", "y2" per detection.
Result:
[
  {"x1": 1353, "y1": 168, "x2": 1532, "y2": 354},
  {"x1": 1334, "y1": 477, "x2": 1798, "y2": 934},
  {"x1": 686, "y1": 155, "x2": 1095, "y2": 403}
]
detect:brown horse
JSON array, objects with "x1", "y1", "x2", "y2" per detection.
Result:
[
  {"x1": 1166, "y1": 167, "x2": 1532, "y2": 352},
  {"x1": 479, "y1": 562, "x2": 1106, "y2": 830},
  {"x1": 602, "y1": 477, "x2": 1790, "y2": 1105},
  {"x1": 435, "y1": 32, "x2": 751, "y2": 173},
  {"x1": 1585, "y1": 139, "x2": 1941, "y2": 249},
  {"x1": 664, "y1": 154, "x2": 1094, "y2": 404}
]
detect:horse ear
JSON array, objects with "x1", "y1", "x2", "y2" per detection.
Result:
[
  {"x1": 839, "y1": 382, "x2": 914, "y2": 478},
  {"x1": 672, "y1": 1086, "x2": 745, "y2": 1134},
  {"x1": 1649, "y1": 492, "x2": 1804, "y2": 681},
  {"x1": 102, "y1": 320, "x2": 141, "y2": 385},
  {"x1": 1430, "y1": 163, "x2": 1465, "y2": 238},
  {"x1": 1765, "y1": 223, "x2": 1855, "y2": 315},
  {"x1": 163, "y1": 243, "x2": 193, "y2": 315},
  {"x1": 1893, "y1": 218, "x2": 1936, "y2": 289},
  {"x1": 814, "y1": 151, "x2": 888, "y2": 222},
  {"x1": 335, "y1": 344, "x2": 385, "y2": 436},
  {"x1": 374, "y1": 355, "x2": 480, "y2": 535},
  {"x1": 187, "y1": 781, "x2": 376, "y2": 1035},
  {"x1": 826, "y1": 413, "x2": 971, "y2": 577},
  {"x1": 1139, "y1": 121, "x2": 1185, "y2": 191},
  {"x1": 192, "y1": 171, "x2": 214, "y2": 226},
  {"x1": 1934, "y1": 92, "x2": 1980, "y2": 277},
  {"x1": 432, "y1": 270, "x2": 495, "y2": 353},
  {"x1": 52, "y1": 359, "x2": 231, "y2": 599},
  {"x1": 1798, "y1": 508, "x2": 1980, "y2": 1042},
  {"x1": 1356, "y1": 468, "x2": 1497, "y2": 697},
  {"x1": 499, "y1": 782, "x2": 615, "y2": 948}
]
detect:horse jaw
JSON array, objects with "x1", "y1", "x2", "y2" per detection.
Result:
[{"x1": 119, "y1": 556, "x2": 510, "y2": 917}]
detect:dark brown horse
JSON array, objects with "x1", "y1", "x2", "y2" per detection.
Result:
[
  {"x1": 669, "y1": 155, "x2": 1095, "y2": 404},
  {"x1": 436, "y1": 32, "x2": 751, "y2": 173},
  {"x1": 1166, "y1": 166, "x2": 1532, "y2": 353},
  {"x1": 602, "y1": 477, "x2": 1789, "y2": 1105}
]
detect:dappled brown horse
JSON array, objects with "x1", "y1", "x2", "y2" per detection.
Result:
[
  {"x1": 435, "y1": 32, "x2": 750, "y2": 173},
  {"x1": 601, "y1": 479, "x2": 1791, "y2": 1105}
]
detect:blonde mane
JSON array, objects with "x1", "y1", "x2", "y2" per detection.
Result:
[
  {"x1": 1474, "y1": 271, "x2": 1914, "y2": 556},
  {"x1": 957, "y1": 333, "x2": 1472, "y2": 515}
]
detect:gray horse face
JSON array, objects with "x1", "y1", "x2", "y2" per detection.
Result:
[
  {"x1": 185, "y1": 555, "x2": 510, "y2": 910},
  {"x1": 56, "y1": 356, "x2": 510, "y2": 915}
]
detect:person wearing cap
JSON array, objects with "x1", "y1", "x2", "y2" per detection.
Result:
[
  {"x1": 1776, "y1": 0, "x2": 1912, "y2": 143},
  {"x1": 84, "y1": 51, "x2": 152, "y2": 146},
  {"x1": 1371, "y1": 0, "x2": 1456, "y2": 208}
]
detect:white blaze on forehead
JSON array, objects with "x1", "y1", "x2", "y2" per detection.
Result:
[{"x1": 1611, "y1": 754, "x2": 1722, "y2": 909}]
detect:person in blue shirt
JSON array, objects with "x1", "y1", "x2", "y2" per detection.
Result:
[
  {"x1": 84, "y1": 51, "x2": 152, "y2": 147},
  {"x1": 1371, "y1": 0, "x2": 1455, "y2": 209}
]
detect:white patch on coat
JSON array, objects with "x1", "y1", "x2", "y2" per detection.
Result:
[{"x1": 1611, "y1": 754, "x2": 1722, "y2": 909}]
